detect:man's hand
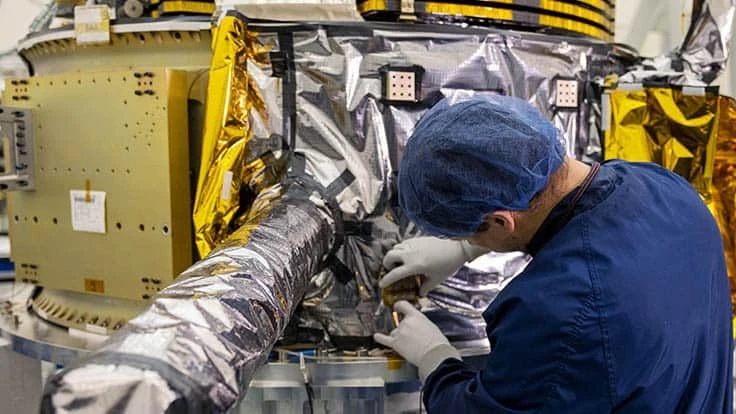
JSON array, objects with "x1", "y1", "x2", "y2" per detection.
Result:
[
  {"x1": 381, "y1": 237, "x2": 486, "y2": 295},
  {"x1": 374, "y1": 301, "x2": 461, "y2": 381}
]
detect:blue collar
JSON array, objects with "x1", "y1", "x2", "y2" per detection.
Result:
[{"x1": 526, "y1": 162, "x2": 619, "y2": 256}]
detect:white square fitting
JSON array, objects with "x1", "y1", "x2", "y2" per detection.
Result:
[
  {"x1": 386, "y1": 71, "x2": 417, "y2": 102},
  {"x1": 555, "y1": 79, "x2": 579, "y2": 108}
]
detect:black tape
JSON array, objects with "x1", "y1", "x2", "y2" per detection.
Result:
[
  {"x1": 278, "y1": 32, "x2": 297, "y2": 153},
  {"x1": 330, "y1": 336, "x2": 377, "y2": 351},
  {"x1": 287, "y1": 154, "x2": 346, "y2": 276},
  {"x1": 290, "y1": 152, "x2": 307, "y2": 177},
  {"x1": 325, "y1": 169, "x2": 356, "y2": 199},
  {"x1": 344, "y1": 220, "x2": 373, "y2": 236},
  {"x1": 326, "y1": 255, "x2": 355, "y2": 284}
]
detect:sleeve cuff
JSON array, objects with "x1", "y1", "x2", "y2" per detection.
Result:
[{"x1": 418, "y1": 344, "x2": 461, "y2": 382}]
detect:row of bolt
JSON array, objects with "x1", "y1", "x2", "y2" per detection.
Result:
[{"x1": 1, "y1": 301, "x2": 20, "y2": 328}]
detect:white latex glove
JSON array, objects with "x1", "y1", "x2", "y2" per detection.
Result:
[
  {"x1": 374, "y1": 301, "x2": 461, "y2": 381},
  {"x1": 380, "y1": 237, "x2": 488, "y2": 295}
]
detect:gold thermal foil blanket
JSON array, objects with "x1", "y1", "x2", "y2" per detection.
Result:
[
  {"x1": 605, "y1": 88, "x2": 719, "y2": 198},
  {"x1": 710, "y1": 96, "x2": 736, "y2": 309},
  {"x1": 193, "y1": 18, "x2": 278, "y2": 257}
]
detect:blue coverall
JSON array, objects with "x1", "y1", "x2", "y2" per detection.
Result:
[{"x1": 424, "y1": 161, "x2": 733, "y2": 413}]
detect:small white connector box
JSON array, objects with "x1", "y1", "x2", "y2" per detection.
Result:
[
  {"x1": 386, "y1": 70, "x2": 417, "y2": 102},
  {"x1": 555, "y1": 79, "x2": 579, "y2": 108}
]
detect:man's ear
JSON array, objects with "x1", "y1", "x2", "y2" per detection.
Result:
[{"x1": 484, "y1": 211, "x2": 516, "y2": 234}]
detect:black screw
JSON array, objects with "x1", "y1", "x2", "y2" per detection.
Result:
[{"x1": 134, "y1": 90, "x2": 143, "y2": 96}]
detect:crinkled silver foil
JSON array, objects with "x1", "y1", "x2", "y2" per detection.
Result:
[
  {"x1": 49, "y1": 365, "x2": 177, "y2": 414},
  {"x1": 273, "y1": 23, "x2": 625, "y2": 341},
  {"x1": 43, "y1": 14, "x2": 634, "y2": 413},
  {"x1": 43, "y1": 181, "x2": 336, "y2": 413},
  {"x1": 680, "y1": 0, "x2": 735, "y2": 83},
  {"x1": 425, "y1": 252, "x2": 530, "y2": 341},
  {"x1": 620, "y1": 0, "x2": 735, "y2": 85}
]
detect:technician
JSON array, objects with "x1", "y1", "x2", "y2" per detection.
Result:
[{"x1": 375, "y1": 95, "x2": 733, "y2": 412}]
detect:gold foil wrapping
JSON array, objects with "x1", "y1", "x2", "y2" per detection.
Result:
[
  {"x1": 604, "y1": 87, "x2": 719, "y2": 198},
  {"x1": 193, "y1": 16, "x2": 277, "y2": 257},
  {"x1": 711, "y1": 96, "x2": 736, "y2": 310},
  {"x1": 606, "y1": 89, "x2": 736, "y2": 314}
]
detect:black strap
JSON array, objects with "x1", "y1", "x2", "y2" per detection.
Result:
[
  {"x1": 275, "y1": 30, "x2": 357, "y2": 285},
  {"x1": 561, "y1": 162, "x2": 600, "y2": 224},
  {"x1": 278, "y1": 32, "x2": 297, "y2": 153}
]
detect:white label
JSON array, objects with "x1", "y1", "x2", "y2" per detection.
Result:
[
  {"x1": 617, "y1": 83, "x2": 642, "y2": 91},
  {"x1": 74, "y1": 5, "x2": 111, "y2": 45},
  {"x1": 682, "y1": 86, "x2": 706, "y2": 96},
  {"x1": 401, "y1": 0, "x2": 415, "y2": 13},
  {"x1": 601, "y1": 93, "x2": 611, "y2": 131},
  {"x1": 68, "y1": 327, "x2": 109, "y2": 343},
  {"x1": 70, "y1": 190, "x2": 107, "y2": 233},
  {"x1": 85, "y1": 324, "x2": 107, "y2": 335},
  {"x1": 221, "y1": 170, "x2": 234, "y2": 201}
]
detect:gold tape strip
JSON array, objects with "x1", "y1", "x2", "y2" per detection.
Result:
[
  {"x1": 538, "y1": 15, "x2": 611, "y2": 41},
  {"x1": 424, "y1": 2, "x2": 514, "y2": 20},
  {"x1": 539, "y1": 0, "x2": 610, "y2": 28},
  {"x1": 358, "y1": 0, "x2": 614, "y2": 18},
  {"x1": 357, "y1": 0, "x2": 386, "y2": 12},
  {"x1": 574, "y1": 0, "x2": 613, "y2": 18},
  {"x1": 358, "y1": 0, "x2": 612, "y2": 41},
  {"x1": 160, "y1": 1, "x2": 215, "y2": 14}
]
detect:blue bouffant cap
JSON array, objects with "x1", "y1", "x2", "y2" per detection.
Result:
[{"x1": 399, "y1": 95, "x2": 566, "y2": 238}]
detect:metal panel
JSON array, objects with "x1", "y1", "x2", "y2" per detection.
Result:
[
  {"x1": 2, "y1": 68, "x2": 192, "y2": 301},
  {"x1": 0, "y1": 107, "x2": 35, "y2": 191}
]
